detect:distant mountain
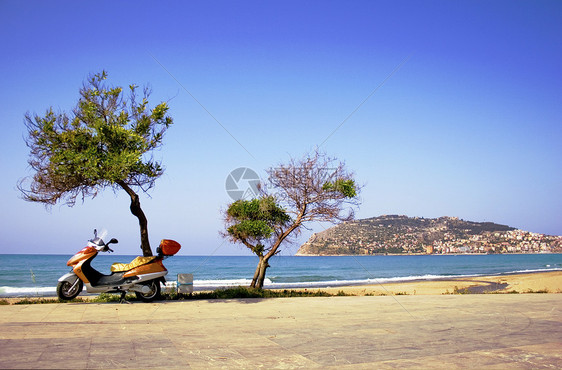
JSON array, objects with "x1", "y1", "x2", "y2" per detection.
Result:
[{"x1": 296, "y1": 215, "x2": 562, "y2": 255}]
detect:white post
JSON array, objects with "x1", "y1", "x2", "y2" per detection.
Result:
[{"x1": 177, "y1": 273, "x2": 193, "y2": 294}]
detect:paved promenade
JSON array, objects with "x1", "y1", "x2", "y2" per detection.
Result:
[{"x1": 1, "y1": 295, "x2": 561, "y2": 369}]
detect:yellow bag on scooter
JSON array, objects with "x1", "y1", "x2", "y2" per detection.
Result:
[{"x1": 110, "y1": 256, "x2": 156, "y2": 273}]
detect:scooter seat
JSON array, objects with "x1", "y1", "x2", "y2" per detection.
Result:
[{"x1": 110, "y1": 256, "x2": 157, "y2": 272}]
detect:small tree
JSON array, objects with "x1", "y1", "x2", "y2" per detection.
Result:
[
  {"x1": 223, "y1": 151, "x2": 361, "y2": 288},
  {"x1": 18, "y1": 71, "x2": 173, "y2": 256}
]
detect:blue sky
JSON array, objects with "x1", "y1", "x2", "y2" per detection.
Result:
[{"x1": 1, "y1": 1, "x2": 560, "y2": 255}]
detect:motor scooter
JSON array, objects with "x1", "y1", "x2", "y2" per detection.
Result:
[{"x1": 57, "y1": 230, "x2": 181, "y2": 302}]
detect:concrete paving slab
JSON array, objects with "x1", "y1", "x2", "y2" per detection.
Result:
[{"x1": 0, "y1": 295, "x2": 561, "y2": 369}]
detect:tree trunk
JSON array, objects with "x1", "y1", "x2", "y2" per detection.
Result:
[
  {"x1": 117, "y1": 181, "x2": 152, "y2": 257},
  {"x1": 251, "y1": 257, "x2": 269, "y2": 289},
  {"x1": 249, "y1": 213, "x2": 305, "y2": 289}
]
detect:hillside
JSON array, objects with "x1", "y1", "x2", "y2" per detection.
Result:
[{"x1": 296, "y1": 215, "x2": 562, "y2": 255}]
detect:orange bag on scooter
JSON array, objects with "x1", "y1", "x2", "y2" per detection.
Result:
[{"x1": 159, "y1": 239, "x2": 181, "y2": 256}]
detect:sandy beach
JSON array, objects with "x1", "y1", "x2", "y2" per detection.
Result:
[{"x1": 316, "y1": 270, "x2": 562, "y2": 296}]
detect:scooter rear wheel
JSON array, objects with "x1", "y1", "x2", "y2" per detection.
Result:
[
  {"x1": 135, "y1": 280, "x2": 161, "y2": 302},
  {"x1": 57, "y1": 279, "x2": 83, "y2": 300}
]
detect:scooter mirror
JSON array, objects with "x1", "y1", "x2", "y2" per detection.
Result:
[
  {"x1": 94, "y1": 229, "x2": 98, "y2": 238},
  {"x1": 108, "y1": 238, "x2": 118, "y2": 244}
]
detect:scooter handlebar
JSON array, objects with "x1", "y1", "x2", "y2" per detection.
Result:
[{"x1": 104, "y1": 238, "x2": 118, "y2": 253}]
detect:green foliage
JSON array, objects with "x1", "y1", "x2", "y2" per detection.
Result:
[
  {"x1": 525, "y1": 288, "x2": 549, "y2": 294},
  {"x1": 322, "y1": 178, "x2": 357, "y2": 198},
  {"x1": 227, "y1": 196, "x2": 290, "y2": 226},
  {"x1": 6, "y1": 288, "x2": 348, "y2": 305},
  {"x1": 161, "y1": 287, "x2": 334, "y2": 300},
  {"x1": 335, "y1": 290, "x2": 352, "y2": 296},
  {"x1": 452, "y1": 286, "x2": 471, "y2": 294},
  {"x1": 92, "y1": 293, "x2": 136, "y2": 302},
  {"x1": 228, "y1": 220, "x2": 273, "y2": 241},
  {"x1": 12, "y1": 297, "x2": 87, "y2": 305},
  {"x1": 20, "y1": 70, "x2": 173, "y2": 206},
  {"x1": 493, "y1": 290, "x2": 519, "y2": 294},
  {"x1": 225, "y1": 197, "x2": 290, "y2": 255}
]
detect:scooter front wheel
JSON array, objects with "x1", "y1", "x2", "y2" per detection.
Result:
[
  {"x1": 57, "y1": 279, "x2": 83, "y2": 300},
  {"x1": 135, "y1": 280, "x2": 161, "y2": 302}
]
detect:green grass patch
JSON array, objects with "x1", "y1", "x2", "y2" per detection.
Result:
[
  {"x1": 5, "y1": 286, "x2": 363, "y2": 305},
  {"x1": 335, "y1": 290, "x2": 353, "y2": 296},
  {"x1": 525, "y1": 288, "x2": 549, "y2": 294},
  {"x1": 394, "y1": 291, "x2": 409, "y2": 296},
  {"x1": 13, "y1": 297, "x2": 88, "y2": 305},
  {"x1": 487, "y1": 289, "x2": 519, "y2": 294},
  {"x1": 91, "y1": 293, "x2": 137, "y2": 302},
  {"x1": 453, "y1": 286, "x2": 472, "y2": 294},
  {"x1": 163, "y1": 286, "x2": 334, "y2": 300}
]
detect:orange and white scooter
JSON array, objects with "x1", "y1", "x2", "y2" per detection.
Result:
[{"x1": 57, "y1": 230, "x2": 180, "y2": 302}]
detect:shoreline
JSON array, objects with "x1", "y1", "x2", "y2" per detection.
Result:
[
  {"x1": 309, "y1": 270, "x2": 562, "y2": 296},
  {"x1": 2, "y1": 270, "x2": 560, "y2": 304}
]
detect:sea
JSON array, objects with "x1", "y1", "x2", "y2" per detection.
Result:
[{"x1": 1, "y1": 254, "x2": 561, "y2": 297}]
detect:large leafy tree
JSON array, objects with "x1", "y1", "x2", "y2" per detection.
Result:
[
  {"x1": 223, "y1": 151, "x2": 361, "y2": 288},
  {"x1": 18, "y1": 71, "x2": 173, "y2": 256}
]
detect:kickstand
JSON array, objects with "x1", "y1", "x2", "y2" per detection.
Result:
[{"x1": 119, "y1": 291, "x2": 131, "y2": 304}]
